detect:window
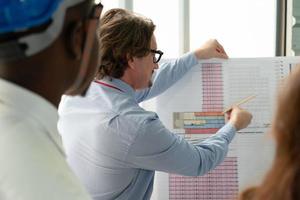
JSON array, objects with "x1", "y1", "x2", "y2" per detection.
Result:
[
  {"x1": 133, "y1": 0, "x2": 180, "y2": 58},
  {"x1": 98, "y1": 0, "x2": 120, "y2": 15},
  {"x1": 100, "y1": 0, "x2": 277, "y2": 58},
  {"x1": 190, "y1": 0, "x2": 277, "y2": 57}
]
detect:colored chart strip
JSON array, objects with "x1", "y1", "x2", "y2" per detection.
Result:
[
  {"x1": 173, "y1": 112, "x2": 225, "y2": 134},
  {"x1": 169, "y1": 157, "x2": 239, "y2": 200},
  {"x1": 185, "y1": 128, "x2": 219, "y2": 134},
  {"x1": 194, "y1": 112, "x2": 223, "y2": 116}
]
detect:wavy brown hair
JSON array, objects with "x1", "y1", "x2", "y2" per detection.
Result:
[
  {"x1": 238, "y1": 66, "x2": 300, "y2": 200},
  {"x1": 96, "y1": 8, "x2": 155, "y2": 79}
]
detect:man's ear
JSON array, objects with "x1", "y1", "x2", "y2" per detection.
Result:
[
  {"x1": 127, "y1": 54, "x2": 136, "y2": 70},
  {"x1": 66, "y1": 21, "x2": 84, "y2": 60}
]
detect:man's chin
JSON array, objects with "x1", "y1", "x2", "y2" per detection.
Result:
[{"x1": 136, "y1": 81, "x2": 153, "y2": 90}]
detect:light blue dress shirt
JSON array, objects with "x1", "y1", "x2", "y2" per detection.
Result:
[{"x1": 58, "y1": 52, "x2": 236, "y2": 200}]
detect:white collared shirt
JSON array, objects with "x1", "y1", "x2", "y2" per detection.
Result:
[{"x1": 0, "y1": 78, "x2": 91, "y2": 200}]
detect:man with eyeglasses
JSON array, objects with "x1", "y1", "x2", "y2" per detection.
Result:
[
  {"x1": 58, "y1": 8, "x2": 252, "y2": 200},
  {"x1": 0, "y1": 0, "x2": 103, "y2": 199}
]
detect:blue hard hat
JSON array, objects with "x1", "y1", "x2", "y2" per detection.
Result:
[
  {"x1": 0, "y1": 0, "x2": 86, "y2": 61},
  {"x1": 0, "y1": 0, "x2": 63, "y2": 33}
]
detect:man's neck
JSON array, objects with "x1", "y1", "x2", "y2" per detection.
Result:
[{"x1": 120, "y1": 70, "x2": 137, "y2": 91}]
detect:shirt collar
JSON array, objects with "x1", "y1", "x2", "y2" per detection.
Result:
[
  {"x1": 0, "y1": 78, "x2": 63, "y2": 150},
  {"x1": 100, "y1": 76, "x2": 136, "y2": 98}
]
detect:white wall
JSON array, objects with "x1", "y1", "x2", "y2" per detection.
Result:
[
  {"x1": 190, "y1": 0, "x2": 277, "y2": 57},
  {"x1": 99, "y1": 0, "x2": 277, "y2": 58}
]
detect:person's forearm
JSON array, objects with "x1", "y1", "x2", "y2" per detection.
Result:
[{"x1": 193, "y1": 123, "x2": 236, "y2": 176}]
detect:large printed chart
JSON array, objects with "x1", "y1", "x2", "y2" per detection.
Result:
[{"x1": 150, "y1": 57, "x2": 300, "y2": 200}]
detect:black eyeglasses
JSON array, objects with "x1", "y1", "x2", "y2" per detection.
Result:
[{"x1": 150, "y1": 49, "x2": 164, "y2": 63}]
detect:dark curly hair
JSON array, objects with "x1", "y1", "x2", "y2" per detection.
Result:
[{"x1": 96, "y1": 9, "x2": 155, "y2": 79}]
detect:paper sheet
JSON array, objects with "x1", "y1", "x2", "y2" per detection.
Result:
[{"x1": 150, "y1": 57, "x2": 300, "y2": 200}]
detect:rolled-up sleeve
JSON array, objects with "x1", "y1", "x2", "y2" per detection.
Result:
[{"x1": 126, "y1": 117, "x2": 236, "y2": 176}]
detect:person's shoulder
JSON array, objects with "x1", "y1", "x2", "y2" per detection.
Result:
[
  {"x1": 59, "y1": 82, "x2": 131, "y2": 114},
  {"x1": 0, "y1": 105, "x2": 36, "y2": 133},
  {"x1": 108, "y1": 109, "x2": 160, "y2": 143},
  {"x1": 0, "y1": 111, "x2": 92, "y2": 200},
  {"x1": 0, "y1": 108, "x2": 52, "y2": 150},
  {"x1": 58, "y1": 89, "x2": 104, "y2": 116},
  {"x1": 121, "y1": 107, "x2": 159, "y2": 127}
]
